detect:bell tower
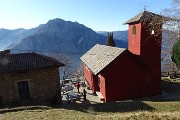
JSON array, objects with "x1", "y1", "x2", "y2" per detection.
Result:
[
  {"x1": 124, "y1": 11, "x2": 163, "y2": 96},
  {"x1": 124, "y1": 11, "x2": 163, "y2": 65}
]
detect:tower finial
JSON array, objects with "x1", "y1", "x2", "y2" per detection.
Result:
[{"x1": 143, "y1": 0, "x2": 148, "y2": 11}]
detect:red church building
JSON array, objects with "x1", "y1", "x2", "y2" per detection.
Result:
[{"x1": 80, "y1": 11, "x2": 163, "y2": 102}]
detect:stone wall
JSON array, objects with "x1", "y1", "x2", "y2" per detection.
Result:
[{"x1": 0, "y1": 67, "x2": 60, "y2": 104}]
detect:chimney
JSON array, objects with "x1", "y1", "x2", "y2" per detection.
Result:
[{"x1": 0, "y1": 50, "x2": 11, "y2": 58}]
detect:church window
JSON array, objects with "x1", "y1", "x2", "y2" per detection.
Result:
[{"x1": 132, "y1": 25, "x2": 136, "y2": 35}]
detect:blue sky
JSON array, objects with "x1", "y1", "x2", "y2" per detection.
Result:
[{"x1": 0, "y1": 0, "x2": 172, "y2": 31}]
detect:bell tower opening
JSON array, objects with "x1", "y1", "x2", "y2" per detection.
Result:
[
  {"x1": 124, "y1": 11, "x2": 163, "y2": 63},
  {"x1": 132, "y1": 25, "x2": 136, "y2": 35}
]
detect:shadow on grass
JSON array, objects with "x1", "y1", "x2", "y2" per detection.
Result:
[
  {"x1": 0, "y1": 100, "x2": 154, "y2": 114},
  {"x1": 61, "y1": 100, "x2": 155, "y2": 113},
  {"x1": 161, "y1": 80, "x2": 180, "y2": 101},
  {"x1": 133, "y1": 92, "x2": 179, "y2": 102},
  {"x1": 0, "y1": 106, "x2": 51, "y2": 114}
]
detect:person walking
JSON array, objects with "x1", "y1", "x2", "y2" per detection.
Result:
[
  {"x1": 76, "y1": 81, "x2": 80, "y2": 93},
  {"x1": 83, "y1": 89, "x2": 87, "y2": 101}
]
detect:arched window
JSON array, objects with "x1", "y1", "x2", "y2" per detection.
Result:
[{"x1": 132, "y1": 25, "x2": 136, "y2": 35}]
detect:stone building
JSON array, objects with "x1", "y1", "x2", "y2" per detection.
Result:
[{"x1": 0, "y1": 50, "x2": 64, "y2": 105}]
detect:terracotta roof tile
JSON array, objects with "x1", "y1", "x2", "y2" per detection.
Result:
[{"x1": 0, "y1": 52, "x2": 64, "y2": 73}]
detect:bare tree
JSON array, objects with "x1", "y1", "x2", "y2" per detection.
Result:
[
  {"x1": 141, "y1": 0, "x2": 180, "y2": 45},
  {"x1": 71, "y1": 64, "x2": 83, "y2": 80},
  {"x1": 48, "y1": 53, "x2": 73, "y2": 80},
  {"x1": 143, "y1": 0, "x2": 180, "y2": 72},
  {"x1": 161, "y1": 0, "x2": 180, "y2": 72},
  {"x1": 165, "y1": 0, "x2": 179, "y2": 42},
  {"x1": 172, "y1": 0, "x2": 180, "y2": 5}
]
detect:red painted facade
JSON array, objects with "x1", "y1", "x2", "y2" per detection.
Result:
[
  {"x1": 101, "y1": 51, "x2": 144, "y2": 102},
  {"x1": 83, "y1": 13, "x2": 162, "y2": 102},
  {"x1": 128, "y1": 23, "x2": 142, "y2": 55},
  {"x1": 83, "y1": 64, "x2": 99, "y2": 93},
  {"x1": 98, "y1": 74, "x2": 106, "y2": 100}
]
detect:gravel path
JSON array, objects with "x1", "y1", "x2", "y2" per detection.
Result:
[{"x1": 61, "y1": 83, "x2": 102, "y2": 105}]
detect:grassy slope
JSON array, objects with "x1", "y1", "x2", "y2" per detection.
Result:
[
  {"x1": 0, "y1": 101, "x2": 179, "y2": 120},
  {"x1": 0, "y1": 78, "x2": 180, "y2": 120}
]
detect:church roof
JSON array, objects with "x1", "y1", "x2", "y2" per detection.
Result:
[
  {"x1": 80, "y1": 44, "x2": 126, "y2": 75},
  {"x1": 0, "y1": 51, "x2": 64, "y2": 73},
  {"x1": 124, "y1": 11, "x2": 162, "y2": 24}
]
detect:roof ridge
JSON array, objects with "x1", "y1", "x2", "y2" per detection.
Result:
[{"x1": 124, "y1": 10, "x2": 162, "y2": 24}]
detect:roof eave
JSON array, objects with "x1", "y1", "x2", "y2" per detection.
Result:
[
  {"x1": 123, "y1": 11, "x2": 165, "y2": 25},
  {"x1": 123, "y1": 20, "x2": 139, "y2": 25}
]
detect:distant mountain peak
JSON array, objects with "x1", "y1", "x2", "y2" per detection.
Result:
[{"x1": 47, "y1": 18, "x2": 66, "y2": 24}]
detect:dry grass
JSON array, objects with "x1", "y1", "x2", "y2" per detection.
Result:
[{"x1": 0, "y1": 100, "x2": 180, "y2": 120}]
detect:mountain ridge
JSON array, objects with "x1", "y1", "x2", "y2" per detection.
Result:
[
  {"x1": 0, "y1": 25, "x2": 44, "y2": 50},
  {"x1": 12, "y1": 18, "x2": 127, "y2": 52},
  {"x1": 4, "y1": 18, "x2": 127, "y2": 65}
]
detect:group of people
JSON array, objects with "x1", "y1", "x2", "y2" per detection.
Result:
[
  {"x1": 76, "y1": 81, "x2": 87, "y2": 101},
  {"x1": 51, "y1": 80, "x2": 87, "y2": 105}
]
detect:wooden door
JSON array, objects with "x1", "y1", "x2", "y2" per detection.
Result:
[{"x1": 17, "y1": 81, "x2": 30, "y2": 100}]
